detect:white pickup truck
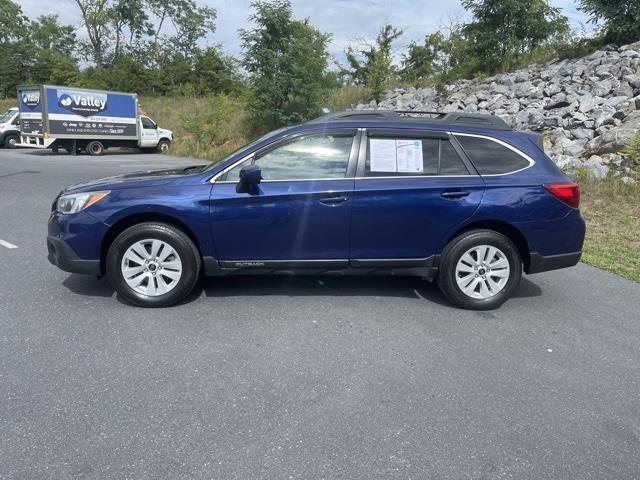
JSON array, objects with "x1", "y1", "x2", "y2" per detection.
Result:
[{"x1": 0, "y1": 107, "x2": 20, "y2": 148}]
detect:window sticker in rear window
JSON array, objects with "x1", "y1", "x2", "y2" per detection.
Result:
[
  {"x1": 369, "y1": 139, "x2": 398, "y2": 172},
  {"x1": 397, "y1": 140, "x2": 423, "y2": 173},
  {"x1": 369, "y1": 139, "x2": 424, "y2": 173}
]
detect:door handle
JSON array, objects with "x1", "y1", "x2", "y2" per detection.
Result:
[
  {"x1": 441, "y1": 190, "x2": 470, "y2": 200},
  {"x1": 319, "y1": 196, "x2": 349, "y2": 206}
]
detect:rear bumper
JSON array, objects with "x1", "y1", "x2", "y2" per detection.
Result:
[
  {"x1": 47, "y1": 236, "x2": 102, "y2": 276},
  {"x1": 526, "y1": 251, "x2": 582, "y2": 274}
]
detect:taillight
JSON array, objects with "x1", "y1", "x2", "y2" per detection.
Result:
[{"x1": 543, "y1": 182, "x2": 580, "y2": 208}]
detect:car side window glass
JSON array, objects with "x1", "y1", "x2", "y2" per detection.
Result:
[
  {"x1": 255, "y1": 134, "x2": 353, "y2": 181},
  {"x1": 366, "y1": 137, "x2": 439, "y2": 177},
  {"x1": 365, "y1": 137, "x2": 470, "y2": 177},
  {"x1": 440, "y1": 139, "x2": 470, "y2": 175},
  {"x1": 456, "y1": 135, "x2": 530, "y2": 175},
  {"x1": 141, "y1": 117, "x2": 155, "y2": 129},
  {"x1": 224, "y1": 157, "x2": 252, "y2": 182}
]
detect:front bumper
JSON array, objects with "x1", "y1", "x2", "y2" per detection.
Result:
[
  {"x1": 47, "y1": 210, "x2": 108, "y2": 276},
  {"x1": 47, "y1": 236, "x2": 102, "y2": 276}
]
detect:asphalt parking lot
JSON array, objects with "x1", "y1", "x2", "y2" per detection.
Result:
[{"x1": 1, "y1": 147, "x2": 639, "y2": 479}]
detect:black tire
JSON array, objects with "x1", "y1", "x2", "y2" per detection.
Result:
[
  {"x1": 156, "y1": 139, "x2": 170, "y2": 153},
  {"x1": 106, "y1": 223, "x2": 201, "y2": 308},
  {"x1": 4, "y1": 134, "x2": 18, "y2": 149},
  {"x1": 437, "y1": 229, "x2": 522, "y2": 310},
  {"x1": 87, "y1": 140, "x2": 105, "y2": 156}
]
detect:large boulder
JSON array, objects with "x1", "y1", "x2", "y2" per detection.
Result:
[{"x1": 589, "y1": 111, "x2": 640, "y2": 154}]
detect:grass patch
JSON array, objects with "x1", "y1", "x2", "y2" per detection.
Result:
[
  {"x1": 578, "y1": 173, "x2": 640, "y2": 283},
  {"x1": 325, "y1": 85, "x2": 372, "y2": 111},
  {"x1": 0, "y1": 97, "x2": 15, "y2": 112},
  {"x1": 140, "y1": 95, "x2": 250, "y2": 164}
]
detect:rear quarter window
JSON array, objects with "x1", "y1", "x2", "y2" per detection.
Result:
[{"x1": 456, "y1": 135, "x2": 531, "y2": 175}]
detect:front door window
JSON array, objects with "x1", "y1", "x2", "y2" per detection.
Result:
[{"x1": 224, "y1": 134, "x2": 354, "y2": 182}]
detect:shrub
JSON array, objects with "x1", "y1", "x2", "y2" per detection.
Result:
[{"x1": 625, "y1": 133, "x2": 640, "y2": 169}]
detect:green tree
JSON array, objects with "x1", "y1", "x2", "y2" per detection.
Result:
[
  {"x1": 73, "y1": 0, "x2": 112, "y2": 67},
  {"x1": 461, "y1": 0, "x2": 569, "y2": 74},
  {"x1": 110, "y1": 0, "x2": 151, "y2": 61},
  {"x1": 0, "y1": 1, "x2": 80, "y2": 95},
  {"x1": 31, "y1": 15, "x2": 77, "y2": 56},
  {"x1": 0, "y1": 0, "x2": 27, "y2": 43},
  {"x1": 401, "y1": 32, "x2": 447, "y2": 86},
  {"x1": 578, "y1": 0, "x2": 640, "y2": 44},
  {"x1": 146, "y1": 0, "x2": 216, "y2": 65},
  {"x1": 342, "y1": 25, "x2": 403, "y2": 102},
  {"x1": 192, "y1": 48, "x2": 242, "y2": 96},
  {"x1": 240, "y1": 0, "x2": 331, "y2": 127}
]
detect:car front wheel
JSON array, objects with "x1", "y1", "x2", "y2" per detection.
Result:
[
  {"x1": 437, "y1": 230, "x2": 522, "y2": 310},
  {"x1": 4, "y1": 134, "x2": 18, "y2": 148},
  {"x1": 106, "y1": 223, "x2": 201, "y2": 307},
  {"x1": 156, "y1": 139, "x2": 170, "y2": 153}
]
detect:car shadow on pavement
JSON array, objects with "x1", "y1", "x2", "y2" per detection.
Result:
[
  {"x1": 61, "y1": 273, "x2": 542, "y2": 308},
  {"x1": 199, "y1": 275, "x2": 543, "y2": 307},
  {"x1": 63, "y1": 275, "x2": 115, "y2": 298}
]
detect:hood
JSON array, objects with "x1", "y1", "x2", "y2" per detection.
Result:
[
  {"x1": 64, "y1": 165, "x2": 206, "y2": 193},
  {"x1": 159, "y1": 128, "x2": 173, "y2": 139}
]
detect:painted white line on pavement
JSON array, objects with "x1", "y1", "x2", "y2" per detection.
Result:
[{"x1": 0, "y1": 239, "x2": 18, "y2": 249}]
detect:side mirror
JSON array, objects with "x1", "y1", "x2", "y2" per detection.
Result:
[
  {"x1": 239, "y1": 164, "x2": 262, "y2": 185},
  {"x1": 236, "y1": 164, "x2": 262, "y2": 194}
]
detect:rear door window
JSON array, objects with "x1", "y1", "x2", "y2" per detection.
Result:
[
  {"x1": 455, "y1": 135, "x2": 531, "y2": 175},
  {"x1": 365, "y1": 136, "x2": 470, "y2": 177}
]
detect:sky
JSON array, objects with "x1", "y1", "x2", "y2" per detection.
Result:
[{"x1": 17, "y1": 0, "x2": 593, "y2": 60}]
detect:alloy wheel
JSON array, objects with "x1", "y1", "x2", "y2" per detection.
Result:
[
  {"x1": 120, "y1": 239, "x2": 183, "y2": 297},
  {"x1": 455, "y1": 245, "x2": 511, "y2": 299}
]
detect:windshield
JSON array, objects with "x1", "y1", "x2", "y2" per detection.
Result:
[
  {"x1": 203, "y1": 127, "x2": 288, "y2": 171},
  {"x1": 0, "y1": 109, "x2": 16, "y2": 123}
]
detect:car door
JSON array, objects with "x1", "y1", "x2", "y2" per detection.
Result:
[
  {"x1": 139, "y1": 116, "x2": 159, "y2": 147},
  {"x1": 210, "y1": 129, "x2": 359, "y2": 265},
  {"x1": 350, "y1": 128, "x2": 485, "y2": 265}
]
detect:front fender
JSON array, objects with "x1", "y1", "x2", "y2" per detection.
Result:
[{"x1": 89, "y1": 184, "x2": 215, "y2": 257}]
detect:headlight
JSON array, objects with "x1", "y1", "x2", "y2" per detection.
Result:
[{"x1": 57, "y1": 191, "x2": 110, "y2": 214}]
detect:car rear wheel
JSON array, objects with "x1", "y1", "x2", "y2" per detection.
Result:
[
  {"x1": 87, "y1": 140, "x2": 105, "y2": 156},
  {"x1": 437, "y1": 230, "x2": 522, "y2": 310},
  {"x1": 106, "y1": 223, "x2": 201, "y2": 307}
]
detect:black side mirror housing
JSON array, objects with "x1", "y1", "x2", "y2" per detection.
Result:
[
  {"x1": 239, "y1": 164, "x2": 262, "y2": 185},
  {"x1": 236, "y1": 164, "x2": 262, "y2": 194}
]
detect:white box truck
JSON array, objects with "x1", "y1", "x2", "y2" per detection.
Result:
[
  {"x1": 16, "y1": 85, "x2": 173, "y2": 155},
  {"x1": 0, "y1": 107, "x2": 20, "y2": 148}
]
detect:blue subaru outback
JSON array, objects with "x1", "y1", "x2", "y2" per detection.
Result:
[{"x1": 47, "y1": 111, "x2": 585, "y2": 310}]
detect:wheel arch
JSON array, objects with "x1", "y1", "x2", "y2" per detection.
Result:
[
  {"x1": 443, "y1": 220, "x2": 531, "y2": 271},
  {"x1": 100, "y1": 212, "x2": 202, "y2": 273}
]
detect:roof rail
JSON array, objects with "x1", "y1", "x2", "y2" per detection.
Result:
[{"x1": 311, "y1": 110, "x2": 512, "y2": 131}]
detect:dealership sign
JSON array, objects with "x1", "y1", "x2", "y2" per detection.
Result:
[
  {"x1": 21, "y1": 91, "x2": 40, "y2": 110},
  {"x1": 57, "y1": 90, "x2": 108, "y2": 117}
]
